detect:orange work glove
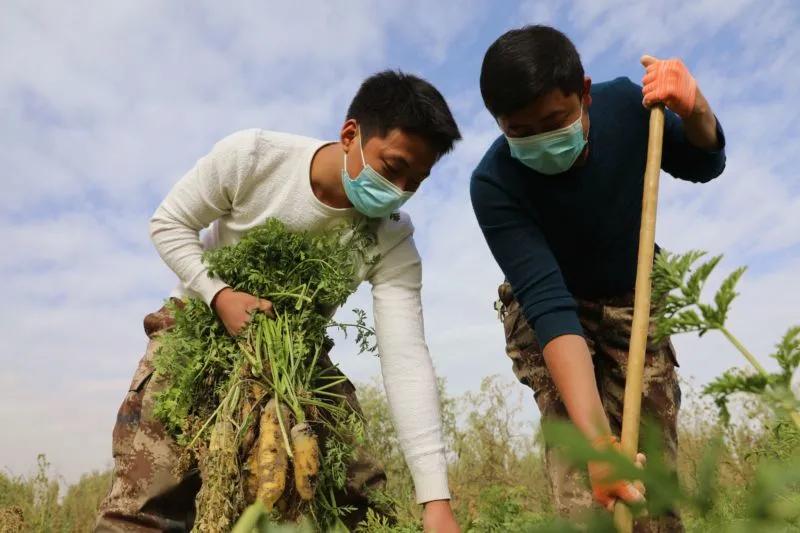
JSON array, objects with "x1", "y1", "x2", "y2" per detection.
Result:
[
  {"x1": 588, "y1": 435, "x2": 646, "y2": 511},
  {"x1": 640, "y1": 55, "x2": 697, "y2": 119}
]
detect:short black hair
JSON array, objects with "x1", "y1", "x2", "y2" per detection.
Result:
[
  {"x1": 347, "y1": 70, "x2": 461, "y2": 157},
  {"x1": 480, "y1": 25, "x2": 585, "y2": 117}
]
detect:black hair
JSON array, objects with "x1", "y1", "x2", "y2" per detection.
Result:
[
  {"x1": 480, "y1": 25, "x2": 585, "y2": 117},
  {"x1": 346, "y1": 70, "x2": 461, "y2": 157}
]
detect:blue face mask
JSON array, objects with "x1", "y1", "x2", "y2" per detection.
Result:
[
  {"x1": 341, "y1": 131, "x2": 413, "y2": 218},
  {"x1": 505, "y1": 107, "x2": 588, "y2": 175}
]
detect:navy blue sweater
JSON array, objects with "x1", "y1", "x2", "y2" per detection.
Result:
[{"x1": 470, "y1": 77, "x2": 726, "y2": 348}]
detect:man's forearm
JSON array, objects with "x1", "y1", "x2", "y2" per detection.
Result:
[
  {"x1": 542, "y1": 334, "x2": 611, "y2": 440},
  {"x1": 683, "y1": 88, "x2": 720, "y2": 151}
]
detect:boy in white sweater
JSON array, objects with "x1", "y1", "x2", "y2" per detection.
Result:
[{"x1": 95, "y1": 71, "x2": 462, "y2": 532}]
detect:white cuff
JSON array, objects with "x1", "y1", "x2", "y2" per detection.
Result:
[
  {"x1": 410, "y1": 458, "x2": 450, "y2": 503},
  {"x1": 191, "y1": 272, "x2": 230, "y2": 306}
]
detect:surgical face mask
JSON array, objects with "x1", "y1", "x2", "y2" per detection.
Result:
[
  {"x1": 341, "y1": 130, "x2": 413, "y2": 218},
  {"x1": 505, "y1": 107, "x2": 588, "y2": 175}
]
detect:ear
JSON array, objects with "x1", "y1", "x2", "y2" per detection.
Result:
[
  {"x1": 495, "y1": 114, "x2": 511, "y2": 136},
  {"x1": 340, "y1": 119, "x2": 358, "y2": 153},
  {"x1": 583, "y1": 76, "x2": 593, "y2": 108}
]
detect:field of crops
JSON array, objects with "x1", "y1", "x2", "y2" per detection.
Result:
[{"x1": 2, "y1": 371, "x2": 798, "y2": 532}]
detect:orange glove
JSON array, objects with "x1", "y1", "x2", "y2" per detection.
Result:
[
  {"x1": 588, "y1": 435, "x2": 646, "y2": 511},
  {"x1": 640, "y1": 55, "x2": 697, "y2": 118}
]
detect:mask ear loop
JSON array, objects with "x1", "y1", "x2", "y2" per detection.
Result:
[
  {"x1": 579, "y1": 95, "x2": 590, "y2": 141},
  {"x1": 342, "y1": 144, "x2": 350, "y2": 179},
  {"x1": 357, "y1": 126, "x2": 368, "y2": 168},
  {"x1": 342, "y1": 125, "x2": 364, "y2": 179}
]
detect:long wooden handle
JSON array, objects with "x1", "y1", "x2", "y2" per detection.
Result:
[{"x1": 613, "y1": 105, "x2": 665, "y2": 533}]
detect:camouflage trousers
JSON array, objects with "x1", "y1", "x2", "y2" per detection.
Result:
[
  {"x1": 95, "y1": 300, "x2": 387, "y2": 532},
  {"x1": 497, "y1": 282, "x2": 683, "y2": 533}
]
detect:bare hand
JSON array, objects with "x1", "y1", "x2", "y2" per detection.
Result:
[
  {"x1": 211, "y1": 288, "x2": 274, "y2": 336},
  {"x1": 422, "y1": 500, "x2": 460, "y2": 533}
]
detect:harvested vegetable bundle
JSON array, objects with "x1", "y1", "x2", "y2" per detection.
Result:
[{"x1": 151, "y1": 218, "x2": 379, "y2": 531}]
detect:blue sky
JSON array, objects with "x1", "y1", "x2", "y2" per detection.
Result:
[{"x1": 2, "y1": 0, "x2": 798, "y2": 484}]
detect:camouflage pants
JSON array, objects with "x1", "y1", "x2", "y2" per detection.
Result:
[
  {"x1": 497, "y1": 282, "x2": 683, "y2": 533},
  {"x1": 95, "y1": 301, "x2": 387, "y2": 532}
]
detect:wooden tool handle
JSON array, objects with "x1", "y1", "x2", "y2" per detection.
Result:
[{"x1": 613, "y1": 105, "x2": 665, "y2": 533}]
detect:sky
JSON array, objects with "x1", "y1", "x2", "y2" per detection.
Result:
[{"x1": 1, "y1": 0, "x2": 798, "y2": 485}]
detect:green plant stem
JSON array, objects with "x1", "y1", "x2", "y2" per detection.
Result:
[
  {"x1": 718, "y1": 327, "x2": 800, "y2": 430},
  {"x1": 327, "y1": 322, "x2": 374, "y2": 332},
  {"x1": 187, "y1": 384, "x2": 234, "y2": 448},
  {"x1": 304, "y1": 344, "x2": 323, "y2": 391},
  {"x1": 266, "y1": 291, "x2": 313, "y2": 302},
  {"x1": 285, "y1": 258, "x2": 337, "y2": 279},
  {"x1": 274, "y1": 395, "x2": 294, "y2": 459},
  {"x1": 719, "y1": 327, "x2": 769, "y2": 377}
]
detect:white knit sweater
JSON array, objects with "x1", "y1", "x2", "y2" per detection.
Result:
[{"x1": 149, "y1": 129, "x2": 448, "y2": 503}]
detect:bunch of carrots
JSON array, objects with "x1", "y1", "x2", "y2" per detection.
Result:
[{"x1": 151, "y1": 219, "x2": 378, "y2": 532}]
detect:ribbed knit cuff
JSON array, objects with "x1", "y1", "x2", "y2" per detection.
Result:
[
  {"x1": 534, "y1": 309, "x2": 584, "y2": 348},
  {"x1": 191, "y1": 272, "x2": 230, "y2": 307},
  {"x1": 411, "y1": 469, "x2": 451, "y2": 504}
]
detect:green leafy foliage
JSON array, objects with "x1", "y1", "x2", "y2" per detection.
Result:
[
  {"x1": 703, "y1": 368, "x2": 770, "y2": 423},
  {"x1": 775, "y1": 326, "x2": 800, "y2": 382},
  {"x1": 651, "y1": 250, "x2": 744, "y2": 340},
  {"x1": 330, "y1": 308, "x2": 378, "y2": 355},
  {"x1": 152, "y1": 297, "x2": 238, "y2": 441},
  {"x1": 652, "y1": 249, "x2": 800, "y2": 427},
  {"x1": 464, "y1": 486, "x2": 550, "y2": 532},
  {"x1": 0, "y1": 455, "x2": 111, "y2": 533},
  {"x1": 647, "y1": 248, "x2": 800, "y2": 530}
]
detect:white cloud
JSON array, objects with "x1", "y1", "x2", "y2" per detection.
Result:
[{"x1": 379, "y1": 0, "x2": 493, "y2": 63}]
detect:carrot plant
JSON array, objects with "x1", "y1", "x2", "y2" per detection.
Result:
[
  {"x1": 151, "y1": 218, "x2": 380, "y2": 531},
  {"x1": 651, "y1": 250, "x2": 800, "y2": 428}
]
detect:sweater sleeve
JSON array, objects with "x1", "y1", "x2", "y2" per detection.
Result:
[
  {"x1": 149, "y1": 130, "x2": 258, "y2": 305},
  {"x1": 661, "y1": 108, "x2": 727, "y2": 183},
  {"x1": 470, "y1": 172, "x2": 583, "y2": 348},
  {"x1": 367, "y1": 229, "x2": 450, "y2": 504}
]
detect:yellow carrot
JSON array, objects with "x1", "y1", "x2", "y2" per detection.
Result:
[
  {"x1": 290, "y1": 422, "x2": 320, "y2": 501},
  {"x1": 256, "y1": 398, "x2": 292, "y2": 510}
]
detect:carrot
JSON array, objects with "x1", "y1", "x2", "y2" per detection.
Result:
[
  {"x1": 256, "y1": 398, "x2": 292, "y2": 510},
  {"x1": 290, "y1": 422, "x2": 320, "y2": 501}
]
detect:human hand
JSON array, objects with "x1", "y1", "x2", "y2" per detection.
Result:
[
  {"x1": 211, "y1": 287, "x2": 274, "y2": 336},
  {"x1": 641, "y1": 55, "x2": 698, "y2": 118},
  {"x1": 588, "y1": 435, "x2": 646, "y2": 511}
]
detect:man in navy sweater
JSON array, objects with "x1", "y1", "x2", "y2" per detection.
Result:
[{"x1": 471, "y1": 25, "x2": 725, "y2": 531}]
